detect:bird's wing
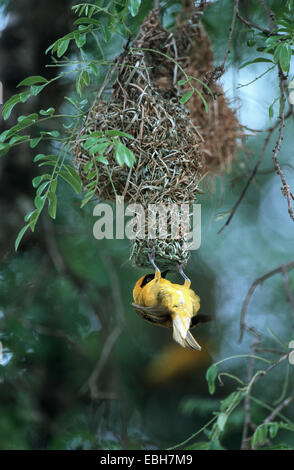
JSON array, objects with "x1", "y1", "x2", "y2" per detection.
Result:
[{"x1": 131, "y1": 303, "x2": 172, "y2": 328}]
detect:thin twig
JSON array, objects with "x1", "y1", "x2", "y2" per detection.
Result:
[
  {"x1": 281, "y1": 266, "x2": 294, "y2": 324},
  {"x1": 218, "y1": 125, "x2": 275, "y2": 234},
  {"x1": 237, "y1": 11, "x2": 270, "y2": 35},
  {"x1": 239, "y1": 260, "x2": 294, "y2": 343},
  {"x1": 273, "y1": 71, "x2": 294, "y2": 222},
  {"x1": 241, "y1": 352, "x2": 289, "y2": 449},
  {"x1": 80, "y1": 250, "x2": 125, "y2": 400},
  {"x1": 221, "y1": 0, "x2": 239, "y2": 70},
  {"x1": 218, "y1": 97, "x2": 293, "y2": 234},
  {"x1": 241, "y1": 328, "x2": 261, "y2": 450},
  {"x1": 257, "y1": 0, "x2": 277, "y2": 29},
  {"x1": 264, "y1": 392, "x2": 294, "y2": 424},
  {"x1": 84, "y1": 324, "x2": 122, "y2": 399}
]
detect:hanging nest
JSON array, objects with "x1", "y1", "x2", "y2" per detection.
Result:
[
  {"x1": 185, "y1": 26, "x2": 241, "y2": 174},
  {"x1": 74, "y1": 8, "x2": 203, "y2": 269},
  {"x1": 73, "y1": 3, "x2": 241, "y2": 268},
  {"x1": 74, "y1": 52, "x2": 202, "y2": 205},
  {"x1": 137, "y1": 2, "x2": 241, "y2": 175}
]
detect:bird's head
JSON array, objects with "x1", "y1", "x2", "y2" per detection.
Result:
[{"x1": 134, "y1": 270, "x2": 169, "y2": 291}]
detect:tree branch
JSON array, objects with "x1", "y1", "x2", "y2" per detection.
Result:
[
  {"x1": 221, "y1": 0, "x2": 239, "y2": 70},
  {"x1": 239, "y1": 259, "x2": 294, "y2": 343}
]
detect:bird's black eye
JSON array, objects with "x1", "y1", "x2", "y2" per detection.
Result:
[{"x1": 141, "y1": 274, "x2": 155, "y2": 287}]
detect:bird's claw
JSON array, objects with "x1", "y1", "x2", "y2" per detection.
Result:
[
  {"x1": 148, "y1": 247, "x2": 160, "y2": 276},
  {"x1": 178, "y1": 263, "x2": 191, "y2": 288}
]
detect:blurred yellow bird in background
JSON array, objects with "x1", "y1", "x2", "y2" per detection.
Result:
[{"x1": 132, "y1": 249, "x2": 210, "y2": 350}]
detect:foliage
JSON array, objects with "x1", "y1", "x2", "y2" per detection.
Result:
[{"x1": 1, "y1": 0, "x2": 294, "y2": 451}]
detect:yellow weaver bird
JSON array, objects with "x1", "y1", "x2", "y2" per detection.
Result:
[{"x1": 132, "y1": 250, "x2": 210, "y2": 350}]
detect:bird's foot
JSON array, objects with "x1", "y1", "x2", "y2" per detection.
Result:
[
  {"x1": 178, "y1": 263, "x2": 191, "y2": 288},
  {"x1": 148, "y1": 246, "x2": 161, "y2": 278}
]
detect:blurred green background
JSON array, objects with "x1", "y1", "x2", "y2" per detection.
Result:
[{"x1": 0, "y1": 0, "x2": 294, "y2": 450}]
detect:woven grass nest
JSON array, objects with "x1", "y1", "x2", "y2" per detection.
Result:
[
  {"x1": 133, "y1": 2, "x2": 241, "y2": 174},
  {"x1": 74, "y1": 9, "x2": 204, "y2": 268},
  {"x1": 74, "y1": 3, "x2": 240, "y2": 268},
  {"x1": 74, "y1": 46, "x2": 203, "y2": 204}
]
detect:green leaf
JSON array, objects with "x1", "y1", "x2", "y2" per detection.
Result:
[
  {"x1": 268, "y1": 97, "x2": 279, "y2": 120},
  {"x1": 57, "y1": 38, "x2": 70, "y2": 58},
  {"x1": 0, "y1": 143, "x2": 10, "y2": 157},
  {"x1": 76, "y1": 70, "x2": 90, "y2": 96},
  {"x1": 89, "y1": 142, "x2": 109, "y2": 155},
  {"x1": 0, "y1": 130, "x2": 9, "y2": 142},
  {"x1": 30, "y1": 84, "x2": 47, "y2": 96},
  {"x1": 39, "y1": 107, "x2": 55, "y2": 116},
  {"x1": 2, "y1": 94, "x2": 21, "y2": 120},
  {"x1": 33, "y1": 154, "x2": 56, "y2": 163},
  {"x1": 18, "y1": 91, "x2": 31, "y2": 105},
  {"x1": 128, "y1": 0, "x2": 141, "y2": 17},
  {"x1": 100, "y1": 25, "x2": 112, "y2": 43},
  {"x1": 74, "y1": 17, "x2": 100, "y2": 26},
  {"x1": 89, "y1": 63, "x2": 99, "y2": 76},
  {"x1": 86, "y1": 169, "x2": 97, "y2": 180},
  {"x1": 37, "y1": 181, "x2": 50, "y2": 196},
  {"x1": 30, "y1": 137, "x2": 42, "y2": 148},
  {"x1": 88, "y1": 131, "x2": 104, "y2": 138},
  {"x1": 217, "y1": 413, "x2": 228, "y2": 433},
  {"x1": 247, "y1": 39, "x2": 256, "y2": 47},
  {"x1": 29, "y1": 209, "x2": 40, "y2": 231},
  {"x1": 32, "y1": 174, "x2": 50, "y2": 188},
  {"x1": 265, "y1": 36, "x2": 280, "y2": 47},
  {"x1": 186, "y1": 442, "x2": 210, "y2": 450},
  {"x1": 81, "y1": 190, "x2": 95, "y2": 208},
  {"x1": 206, "y1": 364, "x2": 217, "y2": 395},
  {"x1": 269, "y1": 422, "x2": 279, "y2": 439},
  {"x1": 40, "y1": 130, "x2": 60, "y2": 138},
  {"x1": 180, "y1": 90, "x2": 194, "y2": 105},
  {"x1": 82, "y1": 70, "x2": 90, "y2": 86},
  {"x1": 220, "y1": 391, "x2": 243, "y2": 412},
  {"x1": 24, "y1": 211, "x2": 36, "y2": 222},
  {"x1": 114, "y1": 142, "x2": 136, "y2": 167},
  {"x1": 279, "y1": 43, "x2": 292, "y2": 72},
  {"x1": 74, "y1": 30, "x2": 86, "y2": 48},
  {"x1": 15, "y1": 224, "x2": 30, "y2": 251},
  {"x1": 38, "y1": 161, "x2": 56, "y2": 168},
  {"x1": 84, "y1": 136, "x2": 102, "y2": 150},
  {"x1": 260, "y1": 444, "x2": 294, "y2": 450},
  {"x1": 274, "y1": 43, "x2": 284, "y2": 63},
  {"x1": 208, "y1": 440, "x2": 226, "y2": 450},
  {"x1": 106, "y1": 130, "x2": 134, "y2": 139},
  {"x1": 83, "y1": 160, "x2": 94, "y2": 173},
  {"x1": 240, "y1": 58, "x2": 274, "y2": 69},
  {"x1": 4, "y1": 114, "x2": 38, "y2": 140},
  {"x1": 34, "y1": 195, "x2": 45, "y2": 211},
  {"x1": 59, "y1": 169, "x2": 82, "y2": 194},
  {"x1": 9, "y1": 135, "x2": 30, "y2": 145},
  {"x1": 252, "y1": 424, "x2": 269, "y2": 448},
  {"x1": 17, "y1": 75, "x2": 48, "y2": 87},
  {"x1": 178, "y1": 79, "x2": 187, "y2": 85},
  {"x1": 48, "y1": 192, "x2": 57, "y2": 219},
  {"x1": 95, "y1": 156, "x2": 109, "y2": 165}
]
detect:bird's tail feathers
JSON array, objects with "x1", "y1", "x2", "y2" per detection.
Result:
[{"x1": 172, "y1": 315, "x2": 201, "y2": 351}]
